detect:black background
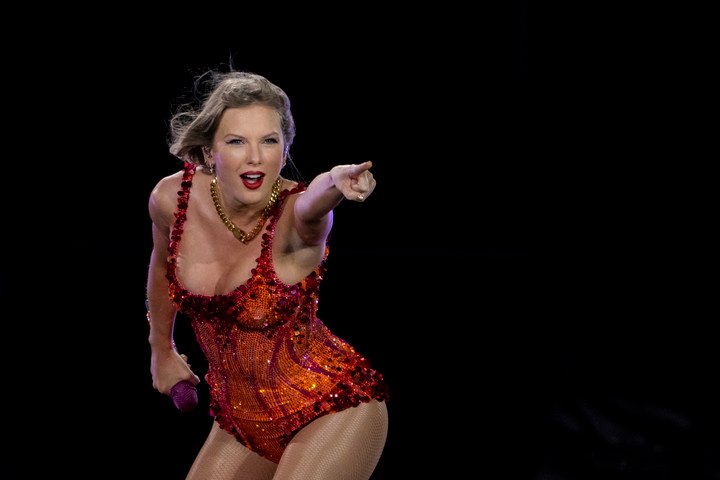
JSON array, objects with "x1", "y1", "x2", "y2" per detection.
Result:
[{"x1": 4, "y1": 4, "x2": 718, "y2": 478}]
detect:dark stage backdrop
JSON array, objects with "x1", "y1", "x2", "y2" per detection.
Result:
[
  {"x1": 2, "y1": 5, "x2": 547, "y2": 479},
  {"x1": 6, "y1": 5, "x2": 718, "y2": 479}
]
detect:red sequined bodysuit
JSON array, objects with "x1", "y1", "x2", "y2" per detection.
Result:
[{"x1": 166, "y1": 163, "x2": 387, "y2": 463}]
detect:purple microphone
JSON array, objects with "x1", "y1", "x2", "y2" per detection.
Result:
[{"x1": 170, "y1": 380, "x2": 198, "y2": 412}]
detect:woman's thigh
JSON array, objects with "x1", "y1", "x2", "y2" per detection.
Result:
[
  {"x1": 185, "y1": 422, "x2": 278, "y2": 480},
  {"x1": 274, "y1": 400, "x2": 389, "y2": 480}
]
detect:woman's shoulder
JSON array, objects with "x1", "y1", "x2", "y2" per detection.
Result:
[
  {"x1": 155, "y1": 169, "x2": 186, "y2": 190},
  {"x1": 282, "y1": 179, "x2": 306, "y2": 198},
  {"x1": 278, "y1": 180, "x2": 305, "y2": 213},
  {"x1": 148, "y1": 170, "x2": 186, "y2": 220},
  {"x1": 151, "y1": 169, "x2": 185, "y2": 198}
]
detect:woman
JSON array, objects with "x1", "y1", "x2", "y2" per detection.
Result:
[{"x1": 146, "y1": 70, "x2": 388, "y2": 479}]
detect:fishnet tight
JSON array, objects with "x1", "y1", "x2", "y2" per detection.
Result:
[{"x1": 185, "y1": 400, "x2": 388, "y2": 480}]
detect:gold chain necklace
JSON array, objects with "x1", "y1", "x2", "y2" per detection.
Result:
[{"x1": 210, "y1": 177, "x2": 282, "y2": 244}]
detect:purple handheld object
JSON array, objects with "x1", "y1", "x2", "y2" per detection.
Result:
[{"x1": 170, "y1": 380, "x2": 198, "y2": 412}]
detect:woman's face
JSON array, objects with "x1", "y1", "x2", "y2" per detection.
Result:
[{"x1": 210, "y1": 104, "x2": 284, "y2": 206}]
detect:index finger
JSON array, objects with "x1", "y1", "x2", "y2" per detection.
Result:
[{"x1": 349, "y1": 161, "x2": 373, "y2": 177}]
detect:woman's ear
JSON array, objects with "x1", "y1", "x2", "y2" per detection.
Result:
[{"x1": 202, "y1": 147, "x2": 215, "y2": 173}]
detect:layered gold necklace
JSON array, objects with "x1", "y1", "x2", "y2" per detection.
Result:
[{"x1": 210, "y1": 177, "x2": 282, "y2": 244}]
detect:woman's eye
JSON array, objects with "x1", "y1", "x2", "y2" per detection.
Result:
[
  {"x1": 264, "y1": 138, "x2": 279, "y2": 144},
  {"x1": 227, "y1": 139, "x2": 245, "y2": 145}
]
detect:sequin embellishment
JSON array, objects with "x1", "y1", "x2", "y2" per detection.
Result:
[{"x1": 166, "y1": 163, "x2": 387, "y2": 463}]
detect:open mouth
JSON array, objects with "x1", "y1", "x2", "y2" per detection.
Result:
[{"x1": 240, "y1": 173, "x2": 264, "y2": 190}]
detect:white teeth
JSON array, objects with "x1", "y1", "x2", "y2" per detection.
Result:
[{"x1": 242, "y1": 174, "x2": 262, "y2": 180}]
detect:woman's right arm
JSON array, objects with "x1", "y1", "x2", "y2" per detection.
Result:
[{"x1": 146, "y1": 175, "x2": 200, "y2": 394}]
